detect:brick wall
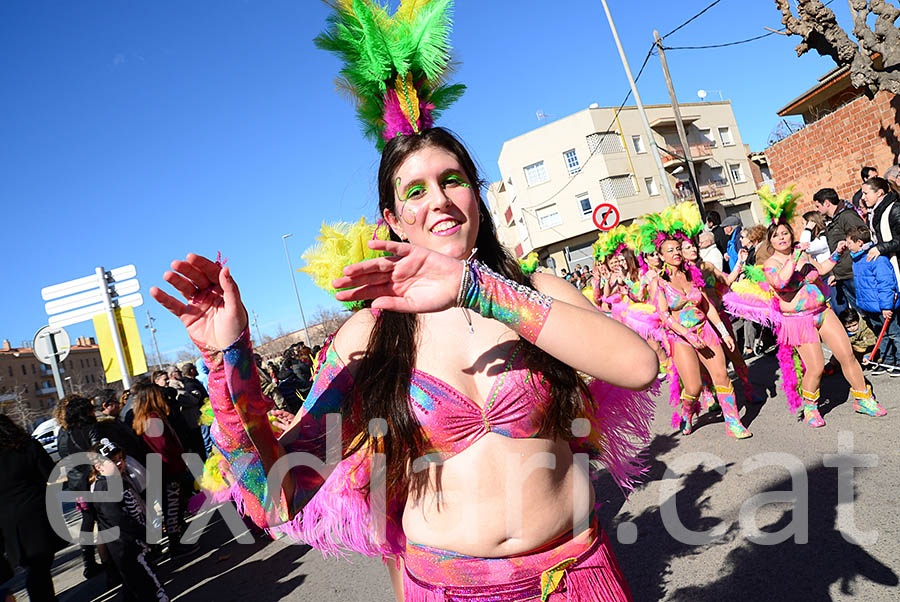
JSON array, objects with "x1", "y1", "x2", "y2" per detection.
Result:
[{"x1": 767, "y1": 91, "x2": 900, "y2": 214}]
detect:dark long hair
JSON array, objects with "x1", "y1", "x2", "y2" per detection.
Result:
[
  {"x1": 63, "y1": 395, "x2": 97, "y2": 430},
  {"x1": 0, "y1": 414, "x2": 31, "y2": 450},
  {"x1": 347, "y1": 127, "x2": 587, "y2": 502}
]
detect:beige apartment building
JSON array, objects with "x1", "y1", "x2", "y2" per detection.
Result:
[
  {"x1": 0, "y1": 337, "x2": 105, "y2": 428},
  {"x1": 487, "y1": 101, "x2": 761, "y2": 273}
]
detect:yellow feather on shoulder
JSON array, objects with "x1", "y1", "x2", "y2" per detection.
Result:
[{"x1": 300, "y1": 218, "x2": 390, "y2": 296}]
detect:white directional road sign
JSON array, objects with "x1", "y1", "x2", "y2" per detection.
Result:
[
  {"x1": 41, "y1": 265, "x2": 137, "y2": 301},
  {"x1": 44, "y1": 279, "x2": 140, "y2": 315},
  {"x1": 42, "y1": 265, "x2": 143, "y2": 327},
  {"x1": 48, "y1": 293, "x2": 144, "y2": 328},
  {"x1": 41, "y1": 265, "x2": 142, "y2": 389}
]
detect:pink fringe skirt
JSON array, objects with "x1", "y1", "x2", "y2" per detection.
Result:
[
  {"x1": 777, "y1": 308, "x2": 824, "y2": 346},
  {"x1": 402, "y1": 523, "x2": 633, "y2": 601}
]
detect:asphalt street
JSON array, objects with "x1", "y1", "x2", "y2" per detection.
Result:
[{"x1": 9, "y1": 353, "x2": 900, "y2": 601}]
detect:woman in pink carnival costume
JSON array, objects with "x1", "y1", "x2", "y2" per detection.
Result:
[
  {"x1": 673, "y1": 202, "x2": 764, "y2": 406},
  {"x1": 150, "y1": 2, "x2": 659, "y2": 600},
  {"x1": 592, "y1": 226, "x2": 666, "y2": 347},
  {"x1": 638, "y1": 209, "x2": 752, "y2": 439},
  {"x1": 758, "y1": 186, "x2": 886, "y2": 426}
]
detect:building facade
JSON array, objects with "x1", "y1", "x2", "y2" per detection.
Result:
[
  {"x1": 766, "y1": 64, "x2": 899, "y2": 215},
  {"x1": 487, "y1": 101, "x2": 761, "y2": 273},
  {"x1": 0, "y1": 337, "x2": 105, "y2": 429}
]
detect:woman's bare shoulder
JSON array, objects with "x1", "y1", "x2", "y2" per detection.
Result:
[{"x1": 331, "y1": 309, "x2": 376, "y2": 366}]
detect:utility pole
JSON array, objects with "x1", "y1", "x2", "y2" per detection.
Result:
[
  {"x1": 654, "y1": 30, "x2": 706, "y2": 219},
  {"x1": 144, "y1": 310, "x2": 163, "y2": 368},
  {"x1": 600, "y1": 0, "x2": 674, "y2": 205},
  {"x1": 282, "y1": 234, "x2": 312, "y2": 347},
  {"x1": 251, "y1": 310, "x2": 261, "y2": 347}
]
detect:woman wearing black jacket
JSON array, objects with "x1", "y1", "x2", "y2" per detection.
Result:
[
  {"x1": 0, "y1": 415, "x2": 66, "y2": 601},
  {"x1": 56, "y1": 395, "x2": 105, "y2": 579}
]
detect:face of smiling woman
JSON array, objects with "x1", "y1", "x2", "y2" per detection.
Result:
[{"x1": 383, "y1": 146, "x2": 480, "y2": 261}]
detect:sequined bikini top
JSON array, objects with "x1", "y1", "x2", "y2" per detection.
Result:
[
  {"x1": 660, "y1": 279, "x2": 702, "y2": 311},
  {"x1": 765, "y1": 262, "x2": 820, "y2": 293},
  {"x1": 407, "y1": 340, "x2": 550, "y2": 456}
]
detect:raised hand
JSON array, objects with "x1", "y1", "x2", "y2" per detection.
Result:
[
  {"x1": 149, "y1": 253, "x2": 248, "y2": 351},
  {"x1": 331, "y1": 239, "x2": 463, "y2": 313}
]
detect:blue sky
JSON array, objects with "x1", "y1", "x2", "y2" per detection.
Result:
[{"x1": 2, "y1": 0, "x2": 847, "y2": 362}]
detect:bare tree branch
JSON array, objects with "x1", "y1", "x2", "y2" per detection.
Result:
[{"x1": 774, "y1": 0, "x2": 900, "y2": 97}]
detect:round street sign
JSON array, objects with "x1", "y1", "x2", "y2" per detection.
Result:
[
  {"x1": 33, "y1": 326, "x2": 71, "y2": 365},
  {"x1": 592, "y1": 203, "x2": 620, "y2": 231}
]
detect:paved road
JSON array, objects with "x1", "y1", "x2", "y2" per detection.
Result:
[{"x1": 10, "y1": 354, "x2": 900, "y2": 601}]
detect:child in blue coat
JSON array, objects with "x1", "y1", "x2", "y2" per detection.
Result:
[{"x1": 847, "y1": 225, "x2": 900, "y2": 374}]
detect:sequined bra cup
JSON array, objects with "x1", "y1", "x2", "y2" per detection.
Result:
[
  {"x1": 408, "y1": 340, "x2": 551, "y2": 456},
  {"x1": 765, "y1": 263, "x2": 825, "y2": 310},
  {"x1": 661, "y1": 279, "x2": 706, "y2": 329}
]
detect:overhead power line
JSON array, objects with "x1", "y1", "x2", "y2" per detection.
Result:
[
  {"x1": 537, "y1": 46, "x2": 655, "y2": 205},
  {"x1": 661, "y1": 0, "x2": 725, "y2": 40},
  {"x1": 662, "y1": 0, "x2": 835, "y2": 51}
]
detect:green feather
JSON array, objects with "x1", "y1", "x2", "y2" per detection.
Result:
[
  {"x1": 316, "y1": 0, "x2": 464, "y2": 148},
  {"x1": 404, "y1": 0, "x2": 454, "y2": 81},
  {"x1": 743, "y1": 263, "x2": 766, "y2": 283}
]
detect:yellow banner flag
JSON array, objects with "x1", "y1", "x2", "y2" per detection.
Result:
[{"x1": 92, "y1": 306, "x2": 148, "y2": 383}]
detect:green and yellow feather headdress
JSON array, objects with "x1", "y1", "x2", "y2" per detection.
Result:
[
  {"x1": 315, "y1": 0, "x2": 466, "y2": 150},
  {"x1": 592, "y1": 224, "x2": 630, "y2": 263},
  {"x1": 758, "y1": 184, "x2": 799, "y2": 226}
]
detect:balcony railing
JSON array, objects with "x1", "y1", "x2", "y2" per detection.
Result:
[
  {"x1": 662, "y1": 142, "x2": 714, "y2": 168},
  {"x1": 38, "y1": 387, "x2": 58, "y2": 395},
  {"x1": 674, "y1": 180, "x2": 730, "y2": 202}
]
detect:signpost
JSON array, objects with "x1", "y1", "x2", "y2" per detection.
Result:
[
  {"x1": 41, "y1": 265, "x2": 143, "y2": 388},
  {"x1": 33, "y1": 326, "x2": 70, "y2": 400},
  {"x1": 592, "y1": 203, "x2": 621, "y2": 231}
]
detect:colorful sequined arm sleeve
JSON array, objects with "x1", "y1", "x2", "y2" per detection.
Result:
[
  {"x1": 764, "y1": 263, "x2": 795, "y2": 290},
  {"x1": 197, "y1": 328, "x2": 291, "y2": 529},
  {"x1": 460, "y1": 260, "x2": 553, "y2": 344}
]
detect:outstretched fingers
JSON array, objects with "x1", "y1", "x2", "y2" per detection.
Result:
[
  {"x1": 218, "y1": 266, "x2": 243, "y2": 310},
  {"x1": 150, "y1": 286, "x2": 188, "y2": 319},
  {"x1": 171, "y1": 259, "x2": 212, "y2": 290},
  {"x1": 187, "y1": 253, "x2": 224, "y2": 286},
  {"x1": 367, "y1": 238, "x2": 411, "y2": 256},
  {"x1": 334, "y1": 283, "x2": 397, "y2": 303},
  {"x1": 332, "y1": 271, "x2": 393, "y2": 291},
  {"x1": 164, "y1": 270, "x2": 201, "y2": 301},
  {"x1": 341, "y1": 255, "x2": 402, "y2": 278}
]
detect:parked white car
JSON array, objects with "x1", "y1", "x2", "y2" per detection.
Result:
[{"x1": 32, "y1": 417, "x2": 60, "y2": 462}]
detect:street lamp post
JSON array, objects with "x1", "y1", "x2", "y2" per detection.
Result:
[{"x1": 282, "y1": 234, "x2": 312, "y2": 347}]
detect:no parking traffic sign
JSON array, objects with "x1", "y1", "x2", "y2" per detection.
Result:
[{"x1": 592, "y1": 203, "x2": 620, "y2": 231}]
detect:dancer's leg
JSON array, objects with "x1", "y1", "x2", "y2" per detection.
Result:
[
  {"x1": 672, "y1": 341, "x2": 702, "y2": 433},
  {"x1": 818, "y1": 309, "x2": 865, "y2": 391},
  {"x1": 698, "y1": 342, "x2": 751, "y2": 439}
]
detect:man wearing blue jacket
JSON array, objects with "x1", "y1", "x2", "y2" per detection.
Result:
[{"x1": 847, "y1": 225, "x2": 900, "y2": 375}]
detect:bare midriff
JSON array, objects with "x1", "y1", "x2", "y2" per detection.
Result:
[{"x1": 401, "y1": 434, "x2": 593, "y2": 557}]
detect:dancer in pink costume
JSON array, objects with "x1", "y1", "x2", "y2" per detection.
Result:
[
  {"x1": 759, "y1": 186, "x2": 886, "y2": 426},
  {"x1": 681, "y1": 238, "x2": 763, "y2": 406},
  {"x1": 150, "y1": 4, "x2": 659, "y2": 600},
  {"x1": 636, "y1": 211, "x2": 752, "y2": 440}
]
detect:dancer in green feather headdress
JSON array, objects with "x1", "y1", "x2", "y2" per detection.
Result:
[{"x1": 760, "y1": 184, "x2": 887, "y2": 428}]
